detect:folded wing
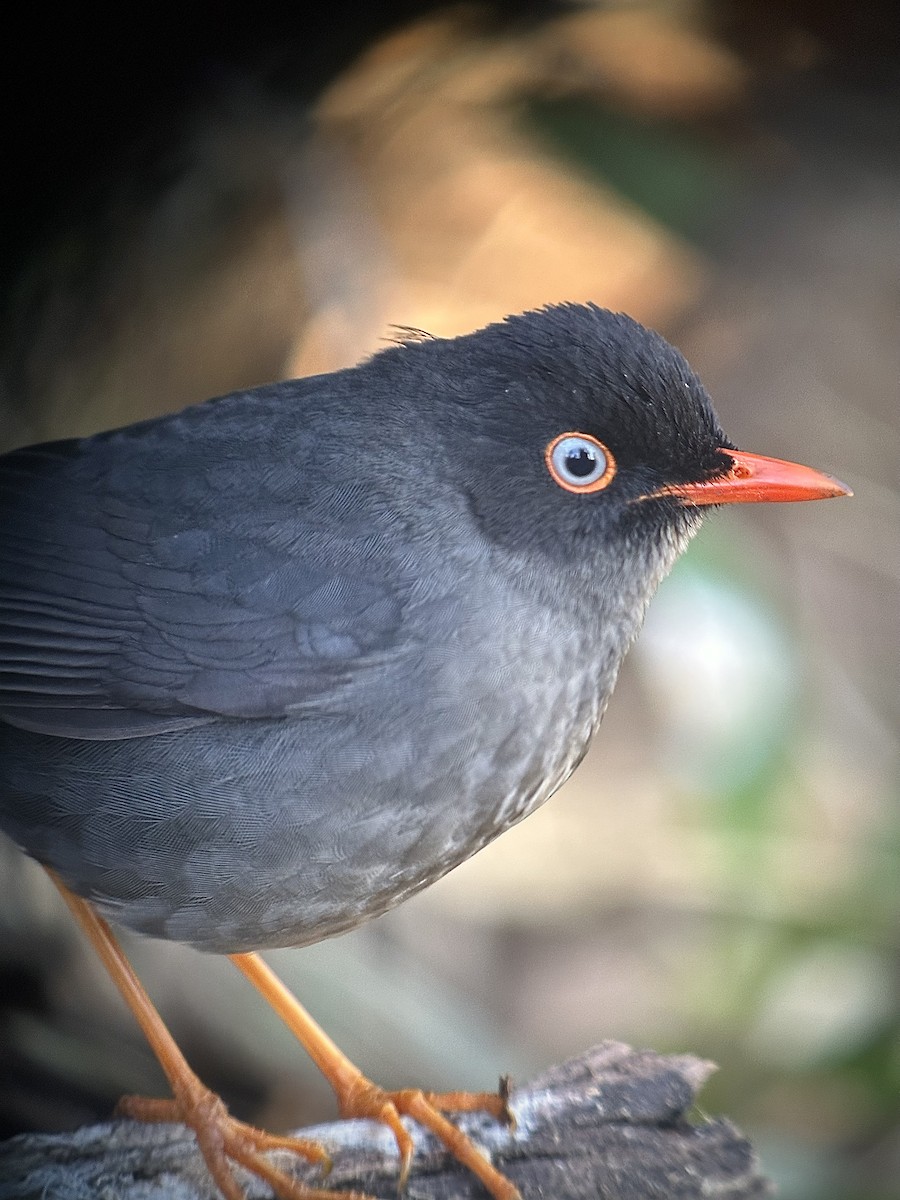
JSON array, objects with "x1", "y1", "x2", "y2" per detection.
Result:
[{"x1": 0, "y1": 399, "x2": 408, "y2": 740}]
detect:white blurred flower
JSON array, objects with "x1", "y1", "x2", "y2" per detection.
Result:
[{"x1": 636, "y1": 562, "x2": 797, "y2": 794}]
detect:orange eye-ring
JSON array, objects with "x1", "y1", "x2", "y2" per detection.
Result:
[{"x1": 545, "y1": 432, "x2": 616, "y2": 494}]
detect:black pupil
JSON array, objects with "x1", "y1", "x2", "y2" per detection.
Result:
[{"x1": 566, "y1": 447, "x2": 598, "y2": 478}]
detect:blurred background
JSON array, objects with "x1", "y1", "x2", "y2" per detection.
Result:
[{"x1": 0, "y1": 3, "x2": 897, "y2": 1198}]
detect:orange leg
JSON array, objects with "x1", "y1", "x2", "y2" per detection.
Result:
[
  {"x1": 230, "y1": 951, "x2": 519, "y2": 1200},
  {"x1": 47, "y1": 871, "x2": 369, "y2": 1200}
]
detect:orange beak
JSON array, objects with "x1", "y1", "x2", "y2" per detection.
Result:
[{"x1": 650, "y1": 449, "x2": 852, "y2": 506}]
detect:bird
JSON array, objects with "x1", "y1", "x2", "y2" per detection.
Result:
[{"x1": 0, "y1": 303, "x2": 850, "y2": 1200}]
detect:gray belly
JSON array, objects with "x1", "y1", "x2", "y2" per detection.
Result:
[{"x1": 0, "y1": 628, "x2": 612, "y2": 953}]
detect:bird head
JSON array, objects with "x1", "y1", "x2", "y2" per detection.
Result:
[{"x1": 356, "y1": 303, "x2": 850, "y2": 645}]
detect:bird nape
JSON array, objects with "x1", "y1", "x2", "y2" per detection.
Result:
[{"x1": 0, "y1": 303, "x2": 850, "y2": 1200}]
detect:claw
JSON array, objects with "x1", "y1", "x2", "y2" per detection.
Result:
[
  {"x1": 333, "y1": 1080, "x2": 520, "y2": 1200},
  {"x1": 118, "y1": 1090, "x2": 348, "y2": 1200}
]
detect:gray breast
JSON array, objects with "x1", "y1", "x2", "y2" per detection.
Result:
[{"x1": 0, "y1": 581, "x2": 616, "y2": 954}]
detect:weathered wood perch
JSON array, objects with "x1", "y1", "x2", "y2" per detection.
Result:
[{"x1": 0, "y1": 1042, "x2": 771, "y2": 1199}]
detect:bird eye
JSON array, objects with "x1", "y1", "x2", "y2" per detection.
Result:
[{"x1": 545, "y1": 432, "x2": 616, "y2": 494}]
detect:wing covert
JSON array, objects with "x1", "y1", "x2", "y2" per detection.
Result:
[{"x1": 0, "y1": 406, "x2": 409, "y2": 740}]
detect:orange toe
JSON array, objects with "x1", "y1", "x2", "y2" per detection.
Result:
[{"x1": 334, "y1": 1077, "x2": 520, "y2": 1200}]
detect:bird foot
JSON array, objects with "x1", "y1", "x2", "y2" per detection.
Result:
[
  {"x1": 333, "y1": 1073, "x2": 519, "y2": 1200},
  {"x1": 116, "y1": 1089, "x2": 369, "y2": 1200},
  {"x1": 227, "y1": 952, "x2": 519, "y2": 1199}
]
